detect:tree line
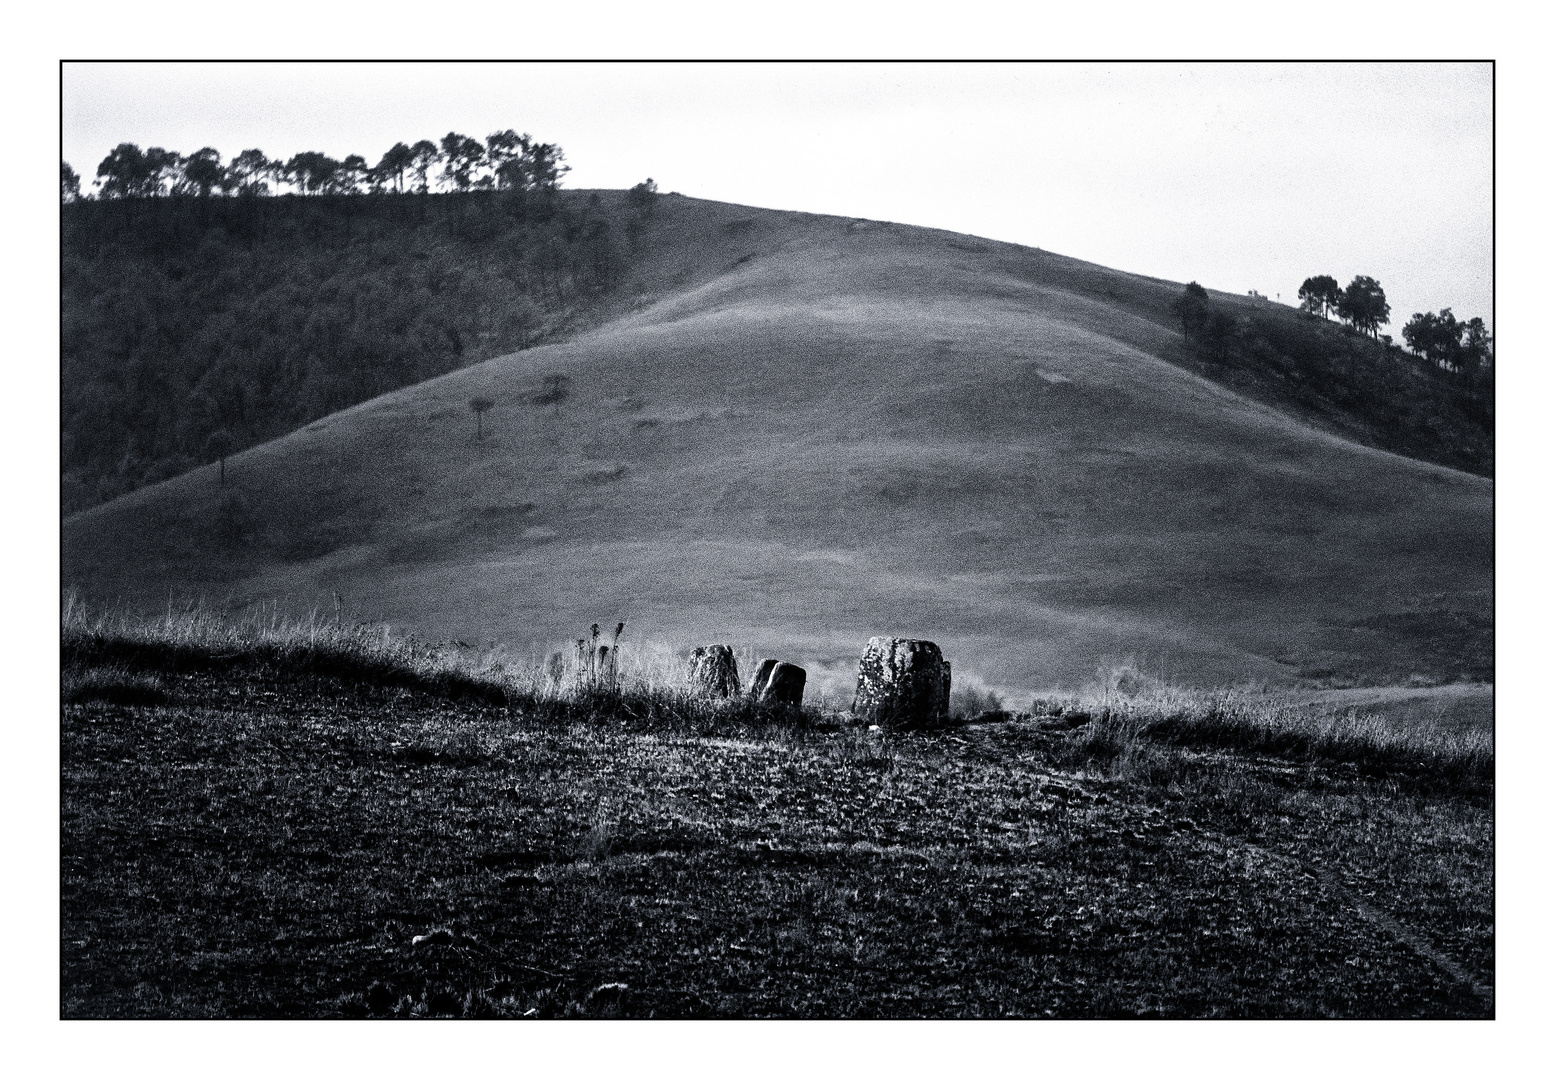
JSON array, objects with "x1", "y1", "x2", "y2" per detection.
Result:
[
  {"x1": 1170, "y1": 275, "x2": 1492, "y2": 476},
  {"x1": 1399, "y1": 307, "x2": 1492, "y2": 381},
  {"x1": 63, "y1": 129, "x2": 577, "y2": 204},
  {"x1": 1295, "y1": 275, "x2": 1390, "y2": 338},
  {"x1": 1294, "y1": 273, "x2": 1492, "y2": 382}
]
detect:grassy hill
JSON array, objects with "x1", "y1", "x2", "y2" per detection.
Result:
[{"x1": 62, "y1": 195, "x2": 1493, "y2": 697}]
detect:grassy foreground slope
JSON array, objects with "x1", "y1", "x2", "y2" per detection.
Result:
[
  {"x1": 62, "y1": 621, "x2": 1491, "y2": 1018},
  {"x1": 63, "y1": 196, "x2": 1492, "y2": 695}
]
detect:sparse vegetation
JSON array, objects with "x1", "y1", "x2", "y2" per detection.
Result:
[
  {"x1": 60, "y1": 606, "x2": 1493, "y2": 1019},
  {"x1": 62, "y1": 599, "x2": 822, "y2": 732},
  {"x1": 1168, "y1": 276, "x2": 1493, "y2": 475},
  {"x1": 63, "y1": 602, "x2": 1490, "y2": 790},
  {"x1": 1035, "y1": 667, "x2": 1491, "y2": 795},
  {"x1": 62, "y1": 663, "x2": 168, "y2": 706}
]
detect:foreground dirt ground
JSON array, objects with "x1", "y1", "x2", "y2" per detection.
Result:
[{"x1": 61, "y1": 667, "x2": 1492, "y2": 1018}]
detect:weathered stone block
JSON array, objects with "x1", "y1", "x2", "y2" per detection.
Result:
[
  {"x1": 750, "y1": 658, "x2": 806, "y2": 706},
  {"x1": 749, "y1": 658, "x2": 777, "y2": 695},
  {"x1": 688, "y1": 645, "x2": 741, "y2": 697},
  {"x1": 851, "y1": 637, "x2": 951, "y2": 727}
]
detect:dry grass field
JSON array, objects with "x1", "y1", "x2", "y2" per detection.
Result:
[
  {"x1": 61, "y1": 610, "x2": 1492, "y2": 1018},
  {"x1": 62, "y1": 195, "x2": 1492, "y2": 698}
]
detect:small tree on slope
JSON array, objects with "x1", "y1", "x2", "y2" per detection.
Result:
[
  {"x1": 1297, "y1": 275, "x2": 1342, "y2": 320},
  {"x1": 469, "y1": 397, "x2": 495, "y2": 440},
  {"x1": 1337, "y1": 276, "x2": 1390, "y2": 339},
  {"x1": 205, "y1": 429, "x2": 234, "y2": 487},
  {"x1": 1173, "y1": 282, "x2": 1211, "y2": 352}
]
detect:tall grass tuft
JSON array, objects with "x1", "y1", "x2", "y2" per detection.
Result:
[
  {"x1": 61, "y1": 595, "x2": 831, "y2": 735},
  {"x1": 63, "y1": 592, "x2": 513, "y2": 704},
  {"x1": 1041, "y1": 663, "x2": 1491, "y2": 792}
]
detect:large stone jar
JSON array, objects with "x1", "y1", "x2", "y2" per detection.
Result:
[
  {"x1": 851, "y1": 637, "x2": 951, "y2": 728},
  {"x1": 688, "y1": 645, "x2": 741, "y2": 698},
  {"x1": 749, "y1": 659, "x2": 806, "y2": 706}
]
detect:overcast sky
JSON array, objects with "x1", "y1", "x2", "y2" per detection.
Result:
[{"x1": 62, "y1": 61, "x2": 1492, "y2": 330}]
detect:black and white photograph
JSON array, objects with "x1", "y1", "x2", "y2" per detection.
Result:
[{"x1": 46, "y1": 48, "x2": 1513, "y2": 1041}]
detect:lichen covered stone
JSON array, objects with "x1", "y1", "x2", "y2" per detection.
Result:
[
  {"x1": 688, "y1": 645, "x2": 741, "y2": 698},
  {"x1": 851, "y1": 637, "x2": 951, "y2": 728}
]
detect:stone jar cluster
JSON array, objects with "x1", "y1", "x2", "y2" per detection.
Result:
[
  {"x1": 688, "y1": 635, "x2": 952, "y2": 727},
  {"x1": 687, "y1": 646, "x2": 807, "y2": 706}
]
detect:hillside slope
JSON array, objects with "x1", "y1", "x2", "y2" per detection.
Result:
[
  {"x1": 61, "y1": 190, "x2": 654, "y2": 513},
  {"x1": 63, "y1": 197, "x2": 1493, "y2": 696}
]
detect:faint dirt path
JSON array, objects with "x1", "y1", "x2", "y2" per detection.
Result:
[{"x1": 1248, "y1": 841, "x2": 1493, "y2": 1010}]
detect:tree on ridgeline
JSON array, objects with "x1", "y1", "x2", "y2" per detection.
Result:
[
  {"x1": 95, "y1": 143, "x2": 151, "y2": 198},
  {"x1": 625, "y1": 178, "x2": 659, "y2": 248},
  {"x1": 143, "y1": 148, "x2": 181, "y2": 197},
  {"x1": 176, "y1": 147, "x2": 227, "y2": 197},
  {"x1": 228, "y1": 149, "x2": 274, "y2": 196},
  {"x1": 485, "y1": 130, "x2": 530, "y2": 191},
  {"x1": 439, "y1": 132, "x2": 487, "y2": 192},
  {"x1": 627, "y1": 177, "x2": 658, "y2": 214},
  {"x1": 1336, "y1": 275, "x2": 1390, "y2": 339},
  {"x1": 1401, "y1": 308, "x2": 1459, "y2": 369},
  {"x1": 1172, "y1": 281, "x2": 1211, "y2": 351},
  {"x1": 334, "y1": 155, "x2": 369, "y2": 195},
  {"x1": 75, "y1": 127, "x2": 569, "y2": 204},
  {"x1": 284, "y1": 151, "x2": 342, "y2": 196},
  {"x1": 1403, "y1": 308, "x2": 1493, "y2": 382},
  {"x1": 373, "y1": 142, "x2": 415, "y2": 193},
  {"x1": 1463, "y1": 317, "x2": 1492, "y2": 371},
  {"x1": 1297, "y1": 274, "x2": 1342, "y2": 320},
  {"x1": 525, "y1": 141, "x2": 569, "y2": 192},
  {"x1": 61, "y1": 161, "x2": 81, "y2": 203},
  {"x1": 409, "y1": 139, "x2": 441, "y2": 193}
]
